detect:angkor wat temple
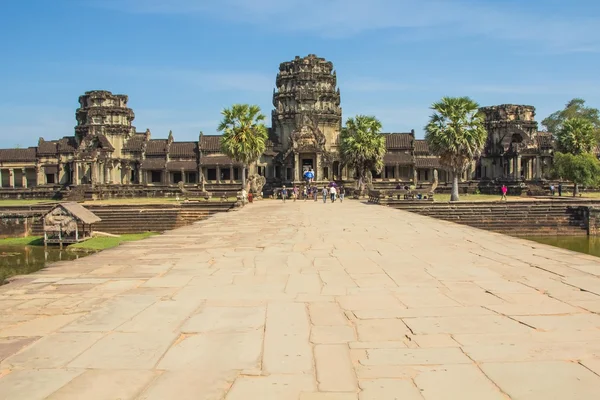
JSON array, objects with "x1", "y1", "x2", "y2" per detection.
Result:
[{"x1": 0, "y1": 54, "x2": 554, "y2": 196}]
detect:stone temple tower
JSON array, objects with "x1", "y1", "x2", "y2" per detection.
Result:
[
  {"x1": 272, "y1": 54, "x2": 342, "y2": 150},
  {"x1": 272, "y1": 54, "x2": 342, "y2": 181},
  {"x1": 74, "y1": 90, "x2": 136, "y2": 157}
]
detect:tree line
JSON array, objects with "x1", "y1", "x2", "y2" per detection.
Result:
[{"x1": 216, "y1": 98, "x2": 600, "y2": 201}]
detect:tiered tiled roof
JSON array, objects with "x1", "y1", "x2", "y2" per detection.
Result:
[
  {"x1": 414, "y1": 140, "x2": 429, "y2": 155},
  {"x1": 170, "y1": 142, "x2": 197, "y2": 158},
  {"x1": 200, "y1": 135, "x2": 222, "y2": 152},
  {"x1": 383, "y1": 152, "x2": 413, "y2": 164},
  {"x1": 37, "y1": 137, "x2": 78, "y2": 155},
  {"x1": 146, "y1": 140, "x2": 168, "y2": 155},
  {"x1": 140, "y1": 158, "x2": 166, "y2": 170},
  {"x1": 166, "y1": 160, "x2": 197, "y2": 171},
  {"x1": 123, "y1": 134, "x2": 147, "y2": 152},
  {"x1": 0, "y1": 147, "x2": 37, "y2": 162},
  {"x1": 200, "y1": 155, "x2": 241, "y2": 166},
  {"x1": 383, "y1": 133, "x2": 414, "y2": 150},
  {"x1": 415, "y1": 157, "x2": 441, "y2": 168}
]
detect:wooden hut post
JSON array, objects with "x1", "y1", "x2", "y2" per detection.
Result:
[{"x1": 59, "y1": 227, "x2": 63, "y2": 250}]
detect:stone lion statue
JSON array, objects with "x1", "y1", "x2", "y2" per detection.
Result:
[{"x1": 247, "y1": 174, "x2": 266, "y2": 196}]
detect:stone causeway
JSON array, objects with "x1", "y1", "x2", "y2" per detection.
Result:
[{"x1": 1, "y1": 200, "x2": 600, "y2": 399}]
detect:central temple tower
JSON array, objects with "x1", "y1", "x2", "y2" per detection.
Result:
[
  {"x1": 272, "y1": 54, "x2": 342, "y2": 181},
  {"x1": 75, "y1": 90, "x2": 136, "y2": 158}
]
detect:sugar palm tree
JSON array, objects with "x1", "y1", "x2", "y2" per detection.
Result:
[
  {"x1": 425, "y1": 97, "x2": 487, "y2": 201},
  {"x1": 340, "y1": 115, "x2": 386, "y2": 195},
  {"x1": 556, "y1": 117, "x2": 597, "y2": 155},
  {"x1": 218, "y1": 104, "x2": 268, "y2": 189}
]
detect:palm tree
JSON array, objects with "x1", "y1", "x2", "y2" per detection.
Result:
[
  {"x1": 340, "y1": 115, "x2": 386, "y2": 195},
  {"x1": 425, "y1": 97, "x2": 487, "y2": 201},
  {"x1": 556, "y1": 117, "x2": 597, "y2": 155},
  {"x1": 218, "y1": 104, "x2": 268, "y2": 189}
]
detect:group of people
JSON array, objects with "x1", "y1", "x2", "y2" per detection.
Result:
[{"x1": 280, "y1": 184, "x2": 344, "y2": 203}]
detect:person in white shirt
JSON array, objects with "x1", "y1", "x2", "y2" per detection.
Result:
[{"x1": 330, "y1": 186, "x2": 337, "y2": 202}]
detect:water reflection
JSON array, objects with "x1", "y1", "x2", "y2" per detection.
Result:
[
  {"x1": 522, "y1": 236, "x2": 600, "y2": 258},
  {"x1": 0, "y1": 245, "x2": 90, "y2": 282}
]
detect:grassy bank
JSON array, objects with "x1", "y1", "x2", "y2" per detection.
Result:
[
  {"x1": 85, "y1": 197, "x2": 238, "y2": 205},
  {"x1": 0, "y1": 232, "x2": 157, "y2": 251},
  {"x1": 0, "y1": 199, "x2": 57, "y2": 206},
  {"x1": 69, "y1": 232, "x2": 157, "y2": 250}
]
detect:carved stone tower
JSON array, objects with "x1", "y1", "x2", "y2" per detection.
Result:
[
  {"x1": 272, "y1": 55, "x2": 342, "y2": 181},
  {"x1": 478, "y1": 104, "x2": 541, "y2": 181},
  {"x1": 272, "y1": 54, "x2": 342, "y2": 151},
  {"x1": 75, "y1": 90, "x2": 136, "y2": 157}
]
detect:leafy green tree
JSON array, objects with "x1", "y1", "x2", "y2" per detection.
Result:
[
  {"x1": 425, "y1": 96, "x2": 487, "y2": 201},
  {"x1": 556, "y1": 117, "x2": 597, "y2": 155},
  {"x1": 218, "y1": 104, "x2": 268, "y2": 189},
  {"x1": 542, "y1": 98, "x2": 600, "y2": 134},
  {"x1": 340, "y1": 115, "x2": 386, "y2": 194},
  {"x1": 552, "y1": 152, "x2": 600, "y2": 196}
]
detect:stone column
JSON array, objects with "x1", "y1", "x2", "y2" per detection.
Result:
[
  {"x1": 230, "y1": 166, "x2": 234, "y2": 183},
  {"x1": 429, "y1": 168, "x2": 434, "y2": 182},
  {"x1": 104, "y1": 164, "x2": 110, "y2": 184},
  {"x1": 21, "y1": 168, "x2": 27, "y2": 188},
  {"x1": 73, "y1": 162, "x2": 79, "y2": 185},
  {"x1": 9, "y1": 168, "x2": 15, "y2": 188},
  {"x1": 216, "y1": 166, "x2": 221, "y2": 183},
  {"x1": 535, "y1": 156, "x2": 541, "y2": 179},
  {"x1": 0, "y1": 169, "x2": 3, "y2": 188},
  {"x1": 516, "y1": 155, "x2": 522, "y2": 180},
  {"x1": 180, "y1": 168, "x2": 185, "y2": 184},
  {"x1": 91, "y1": 163, "x2": 98, "y2": 185},
  {"x1": 314, "y1": 155, "x2": 319, "y2": 182},
  {"x1": 395, "y1": 164, "x2": 400, "y2": 181}
]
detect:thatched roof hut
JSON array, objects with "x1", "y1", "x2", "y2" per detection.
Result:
[{"x1": 43, "y1": 202, "x2": 101, "y2": 246}]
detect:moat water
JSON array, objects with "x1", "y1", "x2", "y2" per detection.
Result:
[
  {"x1": 522, "y1": 236, "x2": 600, "y2": 258},
  {"x1": 0, "y1": 245, "x2": 90, "y2": 283}
]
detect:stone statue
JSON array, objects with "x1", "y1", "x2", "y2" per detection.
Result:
[
  {"x1": 199, "y1": 170, "x2": 206, "y2": 192},
  {"x1": 247, "y1": 174, "x2": 266, "y2": 196},
  {"x1": 430, "y1": 169, "x2": 439, "y2": 194}
]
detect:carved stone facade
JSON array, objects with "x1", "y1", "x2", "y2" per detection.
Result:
[
  {"x1": 0, "y1": 56, "x2": 556, "y2": 191},
  {"x1": 477, "y1": 104, "x2": 553, "y2": 181}
]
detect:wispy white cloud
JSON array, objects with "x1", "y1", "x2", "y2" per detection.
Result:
[{"x1": 91, "y1": 0, "x2": 600, "y2": 52}]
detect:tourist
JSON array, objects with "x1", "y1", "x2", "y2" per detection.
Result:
[
  {"x1": 248, "y1": 192, "x2": 253, "y2": 203},
  {"x1": 339, "y1": 185, "x2": 344, "y2": 202},
  {"x1": 293, "y1": 186, "x2": 299, "y2": 202},
  {"x1": 281, "y1": 186, "x2": 287, "y2": 202},
  {"x1": 322, "y1": 186, "x2": 328, "y2": 203},
  {"x1": 303, "y1": 186, "x2": 308, "y2": 201},
  {"x1": 550, "y1": 184, "x2": 555, "y2": 196},
  {"x1": 501, "y1": 184, "x2": 507, "y2": 201},
  {"x1": 313, "y1": 186, "x2": 318, "y2": 201},
  {"x1": 330, "y1": 185, "x2": 337, "y2": 202},
  {"x1": 558, "y1": 183, "x2": 563, "y2": 196}
]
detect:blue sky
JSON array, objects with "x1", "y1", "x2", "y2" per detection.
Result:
[{"x1": 1, "y1": 0, "x2": 599, "y2": 148}]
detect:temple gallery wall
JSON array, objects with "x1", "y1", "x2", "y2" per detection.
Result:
[{"x1": 0, "y1": 54, "x2": 554, "y2": 191}]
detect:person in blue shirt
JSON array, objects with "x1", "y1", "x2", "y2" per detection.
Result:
[{"x1": 281, "y1": 186, "x2": 288, "y2": 202}]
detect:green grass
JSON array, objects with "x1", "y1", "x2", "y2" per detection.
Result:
[
  {"x1": 85, "y1": 197, "x2": 238, "y2": 205},
  {"x1": 0, "y1": 199, "x2": 57, "y2": 206},
  {"x1": 68, "y1": 232, "x2": 158, "y2": 251},
  {"x1": 0, "y1": 233, "x2": 157, "y2": 251},
  {"x1": 0, "y1": 236, "x2": 44, "y2": 246}
]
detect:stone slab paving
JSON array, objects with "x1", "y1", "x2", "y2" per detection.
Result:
[{"x1": 1, "y1": 200, "x2": 600, "y2": 399}]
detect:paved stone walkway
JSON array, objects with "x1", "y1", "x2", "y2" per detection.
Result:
[{"x1": 1, "y1": 199, "x2": 600, "y2": 399}]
